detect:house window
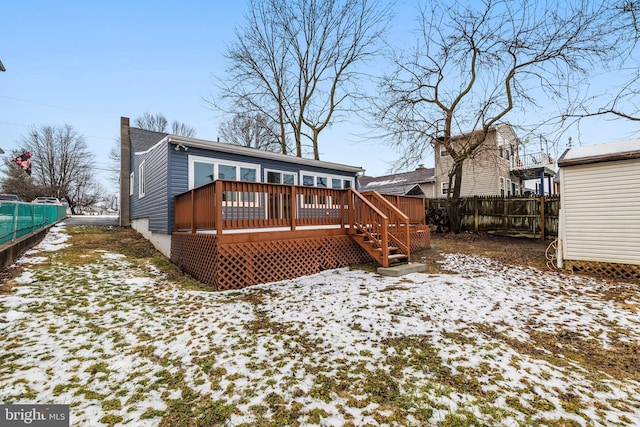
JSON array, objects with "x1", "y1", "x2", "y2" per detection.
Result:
[
  {"x1": 138, "y1": 161, "x2": 145, "y2": 198},
  {"x1": 193, "y1": 161, "x2": 215, "y2": 188},
  {"x1": 506, "y1": 178, "x2": 512, "y2": 196},
  {"x1": 499, "y1": 176, "x2": 505, "y2": 197},
  {"x1": 300, "y1": 172, "x2": 354, "y2": 190},
  {"x1": 129, "y1": 172, "x2": 134, "y2": 196},
  {"x1": 299, "y1": 171, "x2": 354, "y2": 206},
  {"x1": 218, "y1": 164, "x2": 236, "y2": 180},
  {"x1": 188, "y1": 156, "x2": 260, "y2": 190},
  {"x1": 441, "y1": 182, "x2": 449, "y2": 196},
  {"x1": 266, "y1": 170, "x2": 296, "y2": 185}
]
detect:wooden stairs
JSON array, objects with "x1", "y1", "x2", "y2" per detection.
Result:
[
  {"x1": 348, "y1": 190, "x2": 411, "y2": 268},
  {"x1": 351, "y1": 231, "x2": 409, "y2": 267}
]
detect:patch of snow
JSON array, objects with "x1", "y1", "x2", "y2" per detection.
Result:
[{"x1": 563, "y1": 138, "x2": 640, "y2": 160}]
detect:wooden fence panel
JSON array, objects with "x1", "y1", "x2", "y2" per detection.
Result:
[{"x1": 426, "y1": 196, "x2": 560, "y2": 238}]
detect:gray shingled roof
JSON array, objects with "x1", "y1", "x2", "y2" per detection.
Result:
[
  {"x1": 129, "y1": 128, "x2": 168, "y2": 153},
  {"x1": 358, "y1": 167, "x2": 435, "y2": 196}
]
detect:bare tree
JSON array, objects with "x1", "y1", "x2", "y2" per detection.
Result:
[
  {"x1": 212, "y1": 0, "x2": 392, "y2": 160},
  {"x1": 108, "y1": 112, "x2": 198, "y2": 188},
  {"x1": 218, "y1": 113, "x2": 286, "y2": 152},
  {"x1": 134, "y1": 112, "x2": 197, "y2": 137},
  {"x1": 375, "y1": 0, "x2": 639, "y2": 232},
  {"x1": 561, "y1": 67, "x2": 640, "y2": 125},
  {"x1": 171, "y1": 121, "x2": 197, "y2": 138},
  {"x1": 24, "y1": 124, "x2": 100, "y2": 214}
]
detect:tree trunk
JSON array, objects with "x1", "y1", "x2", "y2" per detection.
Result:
[{"x1": 447, "y1": 161, "x2": 464, "y2": 234}]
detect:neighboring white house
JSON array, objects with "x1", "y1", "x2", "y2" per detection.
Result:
[
  {"x1": 557, "y1": 139, "x2": 640, "y2": 277},
  {"x1": 433, "y1": 123, "x2": 557, "y2": 197}
]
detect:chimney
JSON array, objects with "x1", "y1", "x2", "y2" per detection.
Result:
[
  {"x1": 119, "y1": 117, "x2": 131, "y2": 227},
  {"x1": 416, "y1": 164, "x2": 426, "y2": 170}
]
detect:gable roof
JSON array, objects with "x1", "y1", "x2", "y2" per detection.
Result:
[
  {"x1": 129, "y1": 128, "x2": 168, "y2": 152},
  {"x1": 162, "y1": 134, "x2": 364, "y2": 174},
  {"x1": 358, "y1": 167, "x2": 435, "y2": 196},
  {"x1": 558, "y1": 139, "x2": 640, "y2": 167},
  {"x1": 435, "y1": 123, "x2": 518, "y2": 146},
  {"x1": 126, "y1": 124, "x2": 365, "y2": 174}
]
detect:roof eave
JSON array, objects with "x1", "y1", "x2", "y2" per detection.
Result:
[
  {"x1": 166, "y1": 135, "x2": 364, "y2": 174},
  {"x1": 558, "y1": 151, "x2": 640, "y2": 167}
]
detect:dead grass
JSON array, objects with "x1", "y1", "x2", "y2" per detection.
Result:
[
  {"x1": 414, "y1": 232, "x2": 550, "y2": 274},
  {"x1": 64, "y1": 225, "x2": 209, "y2": 290}
]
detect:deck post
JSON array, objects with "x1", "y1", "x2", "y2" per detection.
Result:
[
  {"x1": 339, "y1": 190, "x2": 345, "y2": 229},
  {"x1": 190, "y1": 189, "x2": 196, "y2": 233},
  {"x1": 289, "y1": 185, "x2": 297, "y2": 231},
  {"x1": 347, "y1": 189, "x2": 355, "y2": 234},
  {"x1": 381, "y1": 217, "x2": 389, "y2": 268},
  {"x1": 215, "y1": 180, "x2": 223, "y2": 235}
]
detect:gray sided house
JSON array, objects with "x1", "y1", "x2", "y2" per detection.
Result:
[
  {"x1": 120, "y1": 118, "x2": 363, "y2": 256},
  {"x1": 119, "y1": 117, "x2": 363, "y2": 257}
]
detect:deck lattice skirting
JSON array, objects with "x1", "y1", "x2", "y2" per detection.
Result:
[
  {"x1": 171, "y1": 229, "x2": 430, "y2": 290},
  {"x1": 565, "y1": 260, "x2": 640, "y2": 282}
]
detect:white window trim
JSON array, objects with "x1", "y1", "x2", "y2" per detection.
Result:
[
  {"x1": 129, "y1": 172, "x2": 134, "y2": 196},
  {"x1": 264, "y1": 169, "x2": 298, "y2": 186},
  {"x1": 441, "y1": 182, "x2": 449, "y2": 196},
  {"x1": 299, "y1": 170, "x2": 354, "y2": 207},
  {"x1": 188, "y1": 155, "x2": 261, "y2": 190},
  {"x1": 299, "y1": 171, "x2": 354, "y2": 190},
  {"x1": 188, "y1": 155, "x2": 261, "y2": 207},
  {"x1": 138, "y1": 161, "x2": 145, "y2": 198}
]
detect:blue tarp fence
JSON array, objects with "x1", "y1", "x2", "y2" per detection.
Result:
[{"x1": 0, "y1": 202, "x2": 68, "y2": 245}]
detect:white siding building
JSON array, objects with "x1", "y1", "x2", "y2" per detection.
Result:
[{"x1": 557, "y1": 139, "x2": 640, "y2": 277}]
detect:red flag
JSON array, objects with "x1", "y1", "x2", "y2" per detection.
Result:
[{"x1": 13, "y1": 152, "x2": 32, "y2": 176}]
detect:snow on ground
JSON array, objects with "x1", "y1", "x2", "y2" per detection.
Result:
[{"x1": 1, "y1": 224, "x2": 639, "y2": 426}]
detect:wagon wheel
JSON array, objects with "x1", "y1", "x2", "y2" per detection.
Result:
[{"x1": 545, "y1": 239, "x2": 558, "y2": 270}]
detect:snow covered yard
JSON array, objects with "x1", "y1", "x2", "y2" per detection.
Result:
[{"x1": 1, "y1": 223, "x2": 639, "y2": 426}]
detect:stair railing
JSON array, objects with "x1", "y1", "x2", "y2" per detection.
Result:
[
  {"x1": 361, "y1": 191, "x2": 411, "y2": 260},
  {"x1": 348, "y1": 189, "x2": 390, "y2": 264}
]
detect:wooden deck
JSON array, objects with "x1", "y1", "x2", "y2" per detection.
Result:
[{"x1": 172, "y1": 180, "x2": 430, "y2": 289}]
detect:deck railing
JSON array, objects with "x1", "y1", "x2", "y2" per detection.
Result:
[
  {"x1": 174, "y1": 180, "x2": 416, "y2": 267},
  {"x1": 370, "y1": 193, "x2": 425, "y2": 225},
  {"x1": 174, "y1": 180, "x2": 348, "y2": 233},
  {"x1": 512, "y1": 151, "x2": 554, "y2": 170}
]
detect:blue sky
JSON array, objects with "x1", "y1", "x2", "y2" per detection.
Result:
[{"x1": 2, "y1": 1, "x2": 639, "y2": 195}]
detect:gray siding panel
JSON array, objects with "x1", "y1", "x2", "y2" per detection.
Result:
[
  {"x1": 561, "y1": 158, "x2": 640, "y2": 265},
  {"x1": 131, "y1": 143, "x2": 169, "y2": 233}
]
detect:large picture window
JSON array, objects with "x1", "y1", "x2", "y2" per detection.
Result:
[
  {"x1": 299, "y1": 171, "x2": 355, "y2": 206},
  {"x1": 188, "y1": 156, "x2": 260, "y2": 190},
  {"x1": 265, "y1": 170, "x2": 296, "y2": 185}
]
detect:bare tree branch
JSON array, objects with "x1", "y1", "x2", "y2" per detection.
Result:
[
  {"x1": 210, "y1": 0, "x2": 393, "y2": 160},
  {"x1": 375, "y1": 0, "x2": 639, "y2": 232}
]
